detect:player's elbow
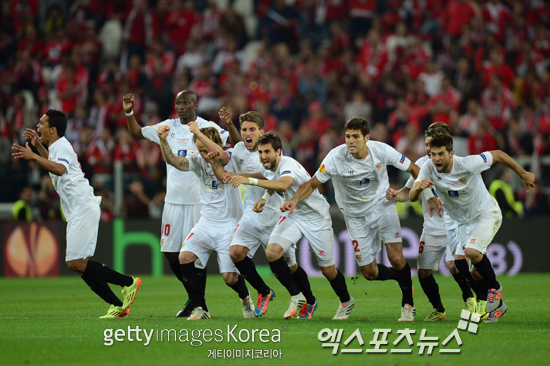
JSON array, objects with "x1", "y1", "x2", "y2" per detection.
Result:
[{"x1": 409, "y1": 190, "x2": 419, "y2": 202}]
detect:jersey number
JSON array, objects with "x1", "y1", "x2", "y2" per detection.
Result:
[
  {"x1": 352, "y1": 240, "x2": 360, "y2": 253},
  {"x1": 418, "y1": 241, "x2": 425, "y2": 254},
  {"x1": 162, "y1": 224, "x2": 171, "y2": 237}
]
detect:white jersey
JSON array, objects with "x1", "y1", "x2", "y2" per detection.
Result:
[
  {"x1": 406, "y1": 155, "x2": 446, "y2": 235},
  {"x1": 226, "y1": 142, "x2": 282, "y2": 225},
  {"x1": 188, "y1": 149, "x2": 243, "y2": 226},
  {"x1": 315, "y1": 141, "x2": 411, "y2": 217},
  {"x1": 141, "y1": 116, "x2": 228, "y2": 205},
  {"x1": 416, "y1": 151, "x2": 498, "y2": 225},
  {"x1": 261, "y1": 156, "x2": 329, "y2": 218},
  {"x1": 47, "y1": 137, "x2": 100, "y2": 221}
]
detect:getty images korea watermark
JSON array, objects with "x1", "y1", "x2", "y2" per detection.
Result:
[
  {"x1": 103, "y1": 325, "x2": 283, "y2": 359},
  {"x1": 318, "y1": 309, "x2": 480, "y2": 355}
]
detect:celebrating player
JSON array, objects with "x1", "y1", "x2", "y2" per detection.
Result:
[
  {"x1": 386, "y1": 122, "x2": 478, "y2": 321},
  {"x1": 410, "y1": 132, "x2": 536, "y2": 322},
  {"x1": 123, "y1": 90, "x2": 239, "y2": 317},
  {"x1": 230, "y1": 132, "x2": 353, "y2": 319},
  {"x1": 283, "y1": 117, "x2": 419, "y2": 321},
  {"x1": 12, "y1": 110, "x2": 142, "y2": 318},
  {"x1": 207, "y1": 110, "x2": 281, "y2": 317},
  {"x1": 157, "y1": 123, "x2": 252, "y2": 320}
]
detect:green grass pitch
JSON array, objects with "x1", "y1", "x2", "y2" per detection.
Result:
[{"x1": 1, "y1": 273, "x2": 549, "y2": 366}]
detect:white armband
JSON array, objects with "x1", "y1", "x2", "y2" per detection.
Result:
[
  {"x1": 422, "y1": 188, "x2": 435, "y2": 200},
  {"x1": 262, "y1": 192, "x2": 271, "y2": 202},
  {"x1": 125, "y1": 110, "x2": 134, "y2": 117},
  {"x1": 249, "y1": 178, "x2": 258, "y2": 186}
]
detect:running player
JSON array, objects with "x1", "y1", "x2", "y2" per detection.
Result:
[
  {"x1": 207, "y1": 110, "x2": 281, "y2": 317},
  {"x1": 386, "y1": 122, "x2": 478, "y2": 321},
  {"x1": 157, "y1": 123, "x2": 252, "y2": 320},
  {"x1": 230, "y1": 132, "x2": 353, "y2": 319},
  {"x1": 123, "y1": 90, "x2": 239, "y2": 317},
  {"x1": 12, "y1": 110, "x2": 141, "y2": 318},
  {"x1": 410, "y1": 132, "x2": 536, "y2": 322},
  {"x1": 283, "y1": 117, "x2": 419, "y2": 321}
]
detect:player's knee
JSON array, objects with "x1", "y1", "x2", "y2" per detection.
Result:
[
  {"x1": 265, "y1": 245, "x2": 283, "y2": 262},
  {"x1": 418, "y1": 268, "x2": 432, "y2": 279},
  {"x1": 320, "y1": 265, "x2": 337, "y2": 280},
  {"x1": 66, "y1": 260, "x2": 84, "y2": 273},
  {"x1": 464, "y1": 248, "x2": 482, "y2": 263},
  {"x1": 388, "y1": 255, "x2": 405, "y2": 270},
  {"x1": 471, "y1": 270, "x2": 482, "y2": 281},
  {"x1": 229, "y1": 247, "x2": 246, "y2": 263},
  {"x1": 361, "y1": 267, "x2": 377, "y2": 281},
  {"x1": 179, "y1": 251, "x2": 194, "y2": 264},
  {"x1": 222, "y1": 272, "x2": 238, "y2": 286},
  {"x1": 446, "y1": 261, "x2": 458, "y2": 274}
]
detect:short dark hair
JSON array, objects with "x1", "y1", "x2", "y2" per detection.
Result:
[
  {"x1": 426, "y1": 122, "x2": 451, "y2": 136},
  {"x1": 193, "y1": 127, "x2": 222, "y2": 146},
  {"x1": 428, "y1": 132, "x2": 454, "y2": 152},
  {"x1": 344, "y1": 117, "x2": 370, "y2": 137},
  {"x1": 239, "y1": 111, "x2": 264, "y2": 129},
  {"x1": 258, "y1": 132, "x2": 282, "y2": 151},
  {"x1": 45, "y1": 109, "x2": 67, "y2": 137}
]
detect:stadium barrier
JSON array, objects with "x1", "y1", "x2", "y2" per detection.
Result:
[{"x1": 2, "y1": 216, "x2": 548, "y2": 277}]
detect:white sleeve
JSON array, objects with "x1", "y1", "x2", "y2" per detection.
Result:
[
  {"x1": 385, "y1": 144, "x2": 412, "y2": 172},
  {"x1": 141, "y1": 124, "x2": 161, "y2": 144},
  {"x1": 463, "y1": 152, "x2": 494, "y2": 174},
  {"x1": 314, "y1": 152, "x2": 335, "y2": 184},
  {"x1": 49, "y1": 144, "x2": 73, "y2": 172},
  {"x1": 279, "y1": 159, "x2": 299, "y2": 182}
]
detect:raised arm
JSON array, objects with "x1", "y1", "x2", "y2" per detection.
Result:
[
  {"x1": 12, "y1": 142, "x2": 66, "y2": 176},
  {"x1": 23, "y1": 128, "x2": 49, "y2": 158},
  {"x1": 280, "y1": 175, "x2": 322, "y2": 214},
  {"x1": 123, "y1": 93, "x2": 145, "y2": 140},
  {"x1": 219, "y1": 107, "x2": 241, "y2": 145},
  {"x1": 490, "y1": 150, "x2": 536, "y2": 191},
  {"x1": 158, "y1": 125, "x2": 189, "y2": 171},
  {"x1": 205, "y1": 151, "x2": 227, "y2": 181},
  {"x1": 188, "y1": 121, "x2": 229, "y2": 164}
]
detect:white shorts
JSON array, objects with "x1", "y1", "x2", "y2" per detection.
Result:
[
  {"x1": 345, "y1": 207, "x2": 402, "y2": 267},
  {"x1": 417, "y1": 232, "x2": 447, "y2": 270},
  {"x1": 444, "y1": 225, "x2": 464, "y2": 262},
  {"x1": 180, "y1": 220, "x2": 238, "y2": 274},
  {"x1": 461, "y1": 211, "x2": 502, "y2": 254},
  {"x1": 66, "y1": 205, "x2": 100, "y2": 261},
  {"x1": 269, "y1": 213, "x2": 335, "y2": 267},
  {"x1": 230, "y1": 214, "x2": 277, "y2": 258},
  {"x1": 161, "y1": 203, "x2": 201, "y2": 253}
]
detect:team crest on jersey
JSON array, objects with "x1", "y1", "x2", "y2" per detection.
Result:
[
  {"x1": 459, "y1": 177, "x2": 467, "y2": 185},
  {"x1": 376, "y1": 162, "x2": 382, "y2": 171},
  {"x1": 319, "y1": 164, "x2": 326, "y2": 173},
  {"x1": 355, "y1": 254, "x2": 362, "y2": 262}
]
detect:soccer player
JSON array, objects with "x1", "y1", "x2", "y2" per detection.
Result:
[
  {"x1": 386, "y1": 122, "x2": 478, "y2": 321},
  {"x1": 230, "y1": 132, "x2": 353, "y2": 320},
  {"x1": 283, "y1": 117, "x2": 419, "y2": 321},
  {"x1": 207, "y1": 110, "x2": 281, "y2": 317},
  {"x1": 409, "y1": 132, "x2": 536, "y2": 322},
  {"x1": 123, "y1": 91, "x2": 240, "y2": 317},
  {"x1": 12, "y1": 110, "x2": 141, "y2": 318},
  {"x1": 157, "y1": 123, "x2": 252, "y2": 320}
]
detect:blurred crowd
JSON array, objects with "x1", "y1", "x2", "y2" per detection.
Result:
[{"x1": 2, "y1": 0, "x2": 550, "y2": 221}]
